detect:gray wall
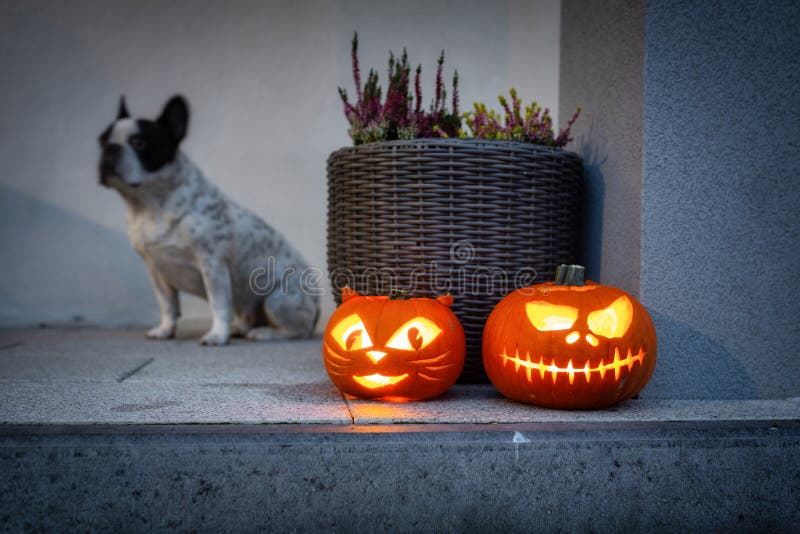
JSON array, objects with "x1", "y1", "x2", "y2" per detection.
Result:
[
  {"x1": 559, "y1": 0, "x2": 645, "y2": 293},
  {"x1": 0, "y1": 0, "x2": 562, "y2": 329},
  {"x1": 561, "y1": 0, "x2": 800, "y2": 399},
  {"x1": 641, "y1": 0, "x2": 800, "y2": 399}
]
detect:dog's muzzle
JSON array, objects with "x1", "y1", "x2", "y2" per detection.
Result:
[{"x1": 99, "y1": 144, "x2": 122, "y2": 186}]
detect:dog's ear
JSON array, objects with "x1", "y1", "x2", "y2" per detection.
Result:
[
  {"x1": 117, "y1": 95, "x2": 130, "y2": 119},
  {"x1": 157, "y1": 95, "x2": 189, "y2": 144}
]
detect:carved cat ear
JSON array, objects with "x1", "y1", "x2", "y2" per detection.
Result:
[
  {"x1": 436, "y1": 294, "x2": 454, "y2": 308},
  {"x1": 341, "y1": 286, "x2": 360, "y2": 302}
]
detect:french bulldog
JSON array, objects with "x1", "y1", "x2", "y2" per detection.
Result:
[{"x1": 98, "y1": 95, "x2": 320, "y2": 345}]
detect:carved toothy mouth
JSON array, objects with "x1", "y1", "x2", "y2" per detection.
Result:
[
  {"x1": 352, "y1": 373, "x2": 409, "y2": 389},
  {"x1": 500, "y1": 347, "x2": 646, "y2": 384},
  {"x1": 323, "y1": 342, "x2": 455, "y2": 388}
]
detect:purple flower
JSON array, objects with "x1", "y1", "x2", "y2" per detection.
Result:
[{"x1": 338, "y1": 34, "x2": 462, "y2": 145}]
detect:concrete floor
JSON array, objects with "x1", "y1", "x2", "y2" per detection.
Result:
[
  {"x1": 2, "y1": 327, "x2": 799, "y2": 531},
  {"x1": 2, "y1": 327, "x2": 800, "y2": 425}
]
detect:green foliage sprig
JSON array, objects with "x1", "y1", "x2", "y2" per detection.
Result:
[{"x1": 461, "y1": 88, "x2": 581, "y2": 148}]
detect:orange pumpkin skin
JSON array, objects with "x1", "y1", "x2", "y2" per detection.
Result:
[
  {"x1": 323, "y1": 288, "x2": 465, "y2": 401},
  {"x1": 483, "y1": 281, "x2": 657, "y2": 409}
]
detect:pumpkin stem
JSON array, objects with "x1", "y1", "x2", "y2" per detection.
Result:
[
  {"x1": 554, "y1": 264, "x2": 585, "y2": 286},
  {"x1": 388, "y1": 290, "x2": 410, "y2": 300}
]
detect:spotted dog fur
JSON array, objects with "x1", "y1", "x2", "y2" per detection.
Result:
[{"x1": 98, "y1": 95, "x2": 319, "y2": 345}]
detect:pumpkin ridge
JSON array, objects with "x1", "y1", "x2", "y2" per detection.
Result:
[
  {"x1": 322, "y1": 343, "x2": 353, "y2": 363},
  {"x1": 323, "y1": 293, "x2": 465, "y2": 400},
  {"x1": 483, "y1": 265, "x2": 657, "y2": 409},
  {"x1": 408, "y1": 351, "x2": 452, "y2": 365}
]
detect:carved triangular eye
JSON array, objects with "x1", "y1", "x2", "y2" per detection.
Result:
[
  {"x1": 331, "y1": 314, "x2": 373, "y2": 351},
  {"x1": 587, "y1": 296, "x2": 633, "y2": 339},
  {"x1": 525, "y1": 301, "x2": 579, "y2": 331},
  {"x1": 385, "y1": 318, "x2": 443, "y2": 351}
]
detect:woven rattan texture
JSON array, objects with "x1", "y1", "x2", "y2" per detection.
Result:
[{"x1": 327, "y1": 139, "x2": 583, "y2": 383}]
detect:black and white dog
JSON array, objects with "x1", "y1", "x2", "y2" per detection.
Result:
[{"x1": 98, "y1": 95, "x2": 319, "y2": 345}]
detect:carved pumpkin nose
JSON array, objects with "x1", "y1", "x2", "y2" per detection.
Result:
[
  {"x1": 565, "y1": 331, "x2": 580, "y2": 344},
  {"x1": 565, "y1": 331, "x2": 600, "y2": 346},
  {"x1": 366, "y1": 350, "x2": 387, "y2": 363}
]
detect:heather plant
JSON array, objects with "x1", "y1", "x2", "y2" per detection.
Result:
[
  {"x1": 462, "y1": 88, "x2": 581, "y2": 148},
  {"x1": 338, "y1": 33, "x2": 460, "y2": 145}
]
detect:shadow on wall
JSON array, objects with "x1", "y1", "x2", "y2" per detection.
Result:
[
  {"x1": 574, "y1": 119, "x2": 607, "y2": 282},
  {"x1": 0, "y1": 186, "x2": 157, "y2": 327},
  {"x1": 641, "y1": 310, "x2": 758, "y2": 400},
  {"x1": 570, "y1": 123, "x2": 758, "y2": 400}
]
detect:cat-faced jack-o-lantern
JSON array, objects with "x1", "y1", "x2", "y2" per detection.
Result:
[
  {"x1": 483, "y1": 265, "x2": 657, "y2": 409},
  {"x1": 323, "y1": 288, "x2": 466, "y2": 401}
]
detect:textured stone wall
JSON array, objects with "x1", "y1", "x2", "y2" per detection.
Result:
[
  {"x1": 641, "y1": 0, "x2": 800, "y2": 398},
  {"x1": 561, "y1": 0, "x2": 800, "y2": 398},
  {"x1": 559, "y1": 0, "x2": 646, "y2": 294}
]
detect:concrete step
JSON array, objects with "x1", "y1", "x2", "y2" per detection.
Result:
[
  {"x1": 2, "y1": 328, "x2": 799, "y2": 425},
  {"x1": 1, "y1": 328, "x2": 798, "y2": 530},
  {"x1": 2, "y1": 420, "x2": 799, "y2": 531}
]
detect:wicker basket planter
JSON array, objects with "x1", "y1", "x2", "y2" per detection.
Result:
[{"x1": 326, "y1": 138, "x2": 583, "y2": 383}]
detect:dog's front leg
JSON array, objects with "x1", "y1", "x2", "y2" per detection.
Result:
[
  {"x1": 197, "y1": 256, "x2": 232, "y2": 346},
  {"x1": 145, "y1": 266, "x2": 180, "y2": 340}
]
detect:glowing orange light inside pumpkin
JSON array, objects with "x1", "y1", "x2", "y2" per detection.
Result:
[
  {"x1": 565, "y1": 331, "x2": 580, "y2": 344},
  {"x1": 385, "y1": 317, "x2": 443, "y2": 351},
  {"x1": 353, "y1": 373, "x2": 409, "y2": 389},
  {"x1": 483, "y1": 266, "x2": 658, "y2": 410},
  {"x1": 322, "y1": 289, "x2": 466, "y2": 401},
  {"x1": 366, "y1": 350, "x2": 387, "y2": 363},
  {"x1": 586, "y1": 296, "x2": 634, "y2": 339},
  {"x1": 500, "y1": 347, "x2": 646, "y2": 385},
  {"x1": 331, "y1": 314, "x2": 373, "y2": 350},
  {"x1": 525, "y1": 302, "x2": 579, "y2": 331}
]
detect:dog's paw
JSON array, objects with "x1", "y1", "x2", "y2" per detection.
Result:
[
  {"x1": 245, "y1": 327, "x2": 298, "y2": 342},
  {"x1": 230, "y1": 317, "x2": 251, "y2": 338},
  {"x1": 146, "y1": 324, "x2": 175, "y2": 340},
  {"x1": 199, "y1": 329, "x2": 230, "y2": 346}
]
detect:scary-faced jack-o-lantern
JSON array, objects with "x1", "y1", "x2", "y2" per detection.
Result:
[
  {"x1": 322, "y1": 288, "x2": 466, "y2": 401},
  {"x1": 483, "y1": 265, "x2": 657, "y2": 409}
]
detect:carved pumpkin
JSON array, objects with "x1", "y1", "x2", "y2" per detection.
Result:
[
  {"x1": 323, "y1": 288, "x2": 466, "y2": 401},
  {"x1": 482, "y1": 265, "x2": 657, "y2": 409}
]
